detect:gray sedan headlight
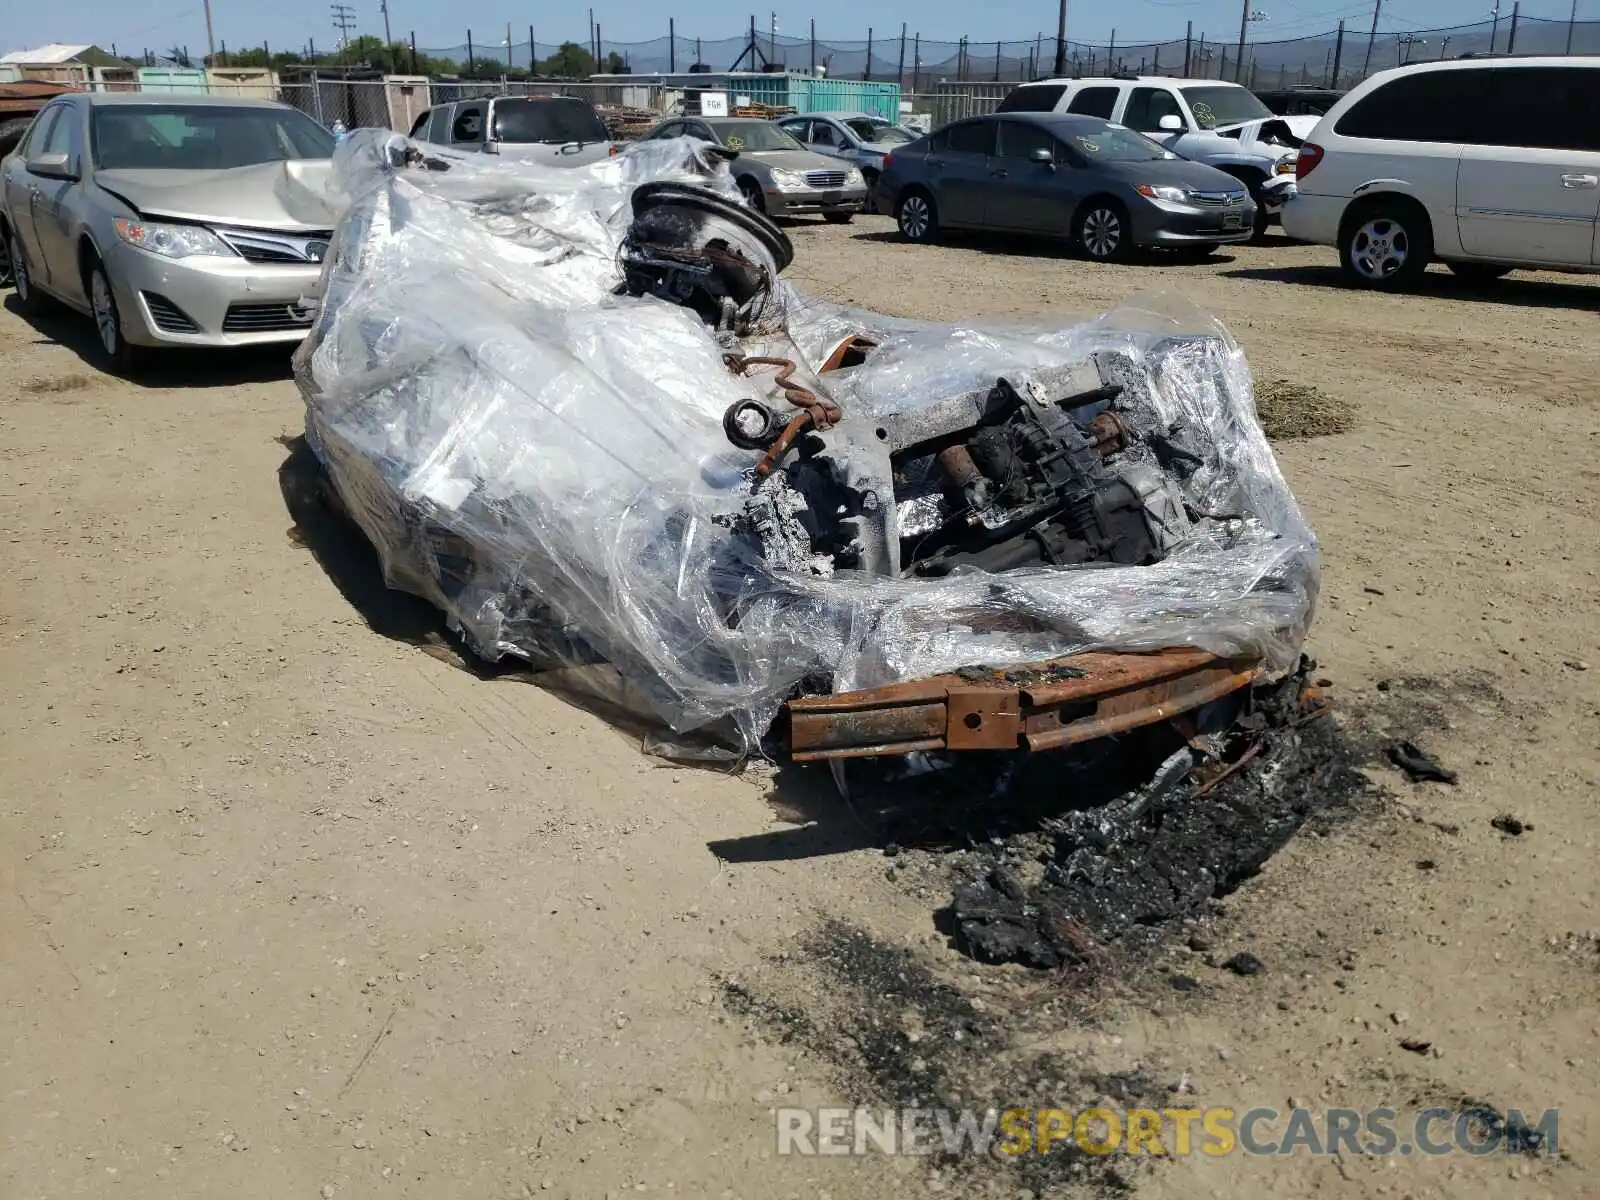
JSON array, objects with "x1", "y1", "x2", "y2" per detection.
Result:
[
  {"x1": 112, "y1": 218, "x2": 234, "y2": 260},
  {"x1": 843, "y1": 168, "x2": 865, "y2": 188},
  {"x1": 1134, "y1": 184, "x2": 1190, "y2": 204}
]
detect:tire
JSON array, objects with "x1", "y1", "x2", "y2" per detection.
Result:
[
  {"x1": 823, "y1": 210, "x2": 854, "y2": 225},
  {"x1": 1076, "y1": 199, "x2": 1130, "y2": 262},
  {"x1": 1447, "y1": 262, "x2": 1512, "y2": 282},
  {"x1": 860, "y1": 168, "x2": 880, "y2": 212},
  {"x1": 7, "y1": 227, "x2": 47, "y2": 315},
  {"x1": 86, "y1": 257, "x2": 144, "y2": 376},
  {"x1": 0, "y1": 117, "x2": 31, "y2": 161},
  {"x1": 1251, "y1": 200, "x2": 1272, "y2": 240},
  {"x1": 896, "y1": 189, "x2": 938, "y2": 244},
  {"x1": 1339, "y1": 201, "x2": 1433, "y2": 290},
  {"x1": 738, "y1": 177, "x2": 766, "y2": 213}
]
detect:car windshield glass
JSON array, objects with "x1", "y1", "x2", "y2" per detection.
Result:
[
  {"x1": 1178, "y1": 85, "x2": 1273, "y2": 129},
  {"x1": 1062, "y1": 121, "x2": 1174, "y2": 161},
  {"x1": 842, "y1": 117, "x2": 914, "y2": 144},
  {"x1": 704, "y1": 121, "x2": 802, "y2": 151},
  {"x1": 91, "y1": 106, "x2": 334, "y2": 170},
  {"x1": 492, "y1": 98, "x2": 608, "y2": 144}
]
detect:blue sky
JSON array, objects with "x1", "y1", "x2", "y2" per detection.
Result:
[{"x1": 7, "y1": 0, "x2": 1583, "y2": 58}]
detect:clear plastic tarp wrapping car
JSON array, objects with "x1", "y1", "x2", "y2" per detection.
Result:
[{"x1": 296, "y1": 130, "x2": 1319, "y2": 755}]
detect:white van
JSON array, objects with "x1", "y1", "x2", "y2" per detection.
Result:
[{"x1": 1283, "y1": 57, "x2": 1600, "y2": 288}]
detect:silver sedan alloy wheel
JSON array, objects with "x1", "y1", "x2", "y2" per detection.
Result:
[
  {"x1": 9, "y1": 232, "x2": 28, "y2": 298},
  {"x1": 91, "y1": 268, "x2": 119, "y2": 356}
]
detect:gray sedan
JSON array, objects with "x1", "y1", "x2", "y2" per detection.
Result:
[
  {"x1": 643, "y1": 117, "x2": 868, "y2": 222},
  {"x1": 876, "y1": 112, "x2": 1257, "y2": 260},
  {"x1": 1, "y1": 92, "x2": 337, "y2": 373}
]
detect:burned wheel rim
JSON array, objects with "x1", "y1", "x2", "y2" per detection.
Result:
[
  {"x1": 1081, "y1": 207, "x2": 1122, "y2": 259},
  {"x1": 899, "y1": 195, "x2": 931, "y2": 240},
  {"x1": 91, "y1": 268, "x2": 118, "y2": 356},
  {"x1": 1349, "y1": 217, "x2": 1410, "y2": 281}
]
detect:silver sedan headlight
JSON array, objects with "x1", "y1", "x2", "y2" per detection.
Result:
[
  {"x1": 769, "y1": 168, "x2": 810, "y2": 193},
  {"x1": 112, "y1": 218, "x2": 234, "y2": 260},
  {"x1": 843, "y1": 168, "x2": 865, "y2": 188}
]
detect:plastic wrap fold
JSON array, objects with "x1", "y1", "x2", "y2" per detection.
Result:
[{"x1": 297, "y1": 130, "x2": 1319, "y2": 753}]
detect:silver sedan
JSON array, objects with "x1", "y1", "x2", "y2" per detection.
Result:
[{"x1": 0, "y1": 92, "x2": 338, "y2": 373}]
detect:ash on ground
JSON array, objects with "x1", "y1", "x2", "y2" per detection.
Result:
[{"x1": 831, "y1": 659, "x2": 1376, "y2": 970}]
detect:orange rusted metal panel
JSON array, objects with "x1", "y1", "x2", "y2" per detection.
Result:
[{"x1": 784, "y1": 648, "x2": 1263, "y2": 761}]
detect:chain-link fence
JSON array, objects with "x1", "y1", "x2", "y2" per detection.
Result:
[
  {"x1": 414, "y1": 15, "x2": 1600, "y2": 89},
  {"x1": 111, "y1": 14, "x2": 1600, "y2": 136}
]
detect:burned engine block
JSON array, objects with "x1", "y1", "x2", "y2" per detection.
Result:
[{"x1": 726, "y1": 359, "x2": 1199, "y2": 582}]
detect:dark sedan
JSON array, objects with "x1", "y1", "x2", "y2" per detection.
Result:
[{"x1": 876, "y1": 112, "x2": 1257, "y2": 260}]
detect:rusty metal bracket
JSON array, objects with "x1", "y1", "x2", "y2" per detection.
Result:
[{"x1": 786, "y1": 648, "x2": 1263, "y2": 762}]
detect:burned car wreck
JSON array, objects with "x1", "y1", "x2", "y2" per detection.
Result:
[{"x1": 296, "y1": 132, "x2": 1319, "y2": 765}]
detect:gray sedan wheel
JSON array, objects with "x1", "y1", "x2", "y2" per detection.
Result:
[
  {"x1": 1077, "y1": 203, "x2": 1129, "y2": 262},
  {"x1": 896, "y1": 191, "x2": 937, "y2": 243}
]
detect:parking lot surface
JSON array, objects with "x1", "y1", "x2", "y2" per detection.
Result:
[{"x1": 2, "y1": 220, "x2": 1596, "y2": 1198}]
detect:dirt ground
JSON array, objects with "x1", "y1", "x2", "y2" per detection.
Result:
[{"x1": 2, "y1": 222, "x2": 1596, "y2": 1200}]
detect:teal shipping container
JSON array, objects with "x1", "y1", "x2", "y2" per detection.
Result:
[
  {"x1": 591, "y1": 71, "x2": 902, "y2": 122},
  {"x1": 137, "y1": 67, "x2": 208, "y2": 94}
]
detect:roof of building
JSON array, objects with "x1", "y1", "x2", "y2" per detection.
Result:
[{"x1": 0, "y1": 43, "x2": 94, "y2": 65}]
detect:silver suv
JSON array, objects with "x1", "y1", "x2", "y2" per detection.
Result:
[
  {"x1": 998, "y1": 77, "x2": 1313, "y2": 233},
  {"x1": 407, "y1": 95, "x2": 618, "y2": 166}
]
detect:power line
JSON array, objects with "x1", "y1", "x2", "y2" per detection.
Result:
[{"x1": 330, "y1": 2, "x2": 357, "y2": 60}]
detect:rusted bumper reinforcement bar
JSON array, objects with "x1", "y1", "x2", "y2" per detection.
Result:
[{"x1": 785, "y1": 648, "x2": 1263, "y2": 761}]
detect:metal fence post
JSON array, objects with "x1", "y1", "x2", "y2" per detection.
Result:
[{"x1": 1330, "y1": 20, "x2": 1344, "y2": 86}]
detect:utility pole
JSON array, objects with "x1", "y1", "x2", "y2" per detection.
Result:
[
  {"x1": 863, "y1": 26, "x2": 873, "y2": 80},
  {"x1": 203, "y1": 0, "x2": 216, "y2": 65},
  {"x1": 1184, "y1": 20, "x2": 1193, "y2": 74},
  {"x1": 912, "y1": 32, "x2": 920, "y2": 90},
  {"x1": 809, "y1": 17, "x2": 816, "y2": 73},
  {"x1": 1361, "y1": 0, "x2": 1381, "y2": 78},
  {"x1": 1233, "y1": 0, "x2": 1249, "y2": 83},
  {"x1": 1330, "y1": 19, "x2": 1344, "y2": 86},
  {"x1": 669, "y1": 18, "x2": 676, "y2": 72},
  {"x1": 1506, "y1": 1, "x2": 1520, "y2": 53},
  {"x1": 330, "y1": 3, "x2": 356, "y2": 62},
  {"x1": 1567, "y1": 0, "x2": 1578, "y2": 53},
  {"x1": 1053, "y1": 0, "x2": 1068, "y2": 75},
  {"x1": 897, "y1": 23, "x2": 907, "y2": 87},
  {"x1": 380, "y1": 0, "x2": 393, "y2": 57},
  {"x1": 1489, "y1": 0, "x2": 1501, "y2": 53}
]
